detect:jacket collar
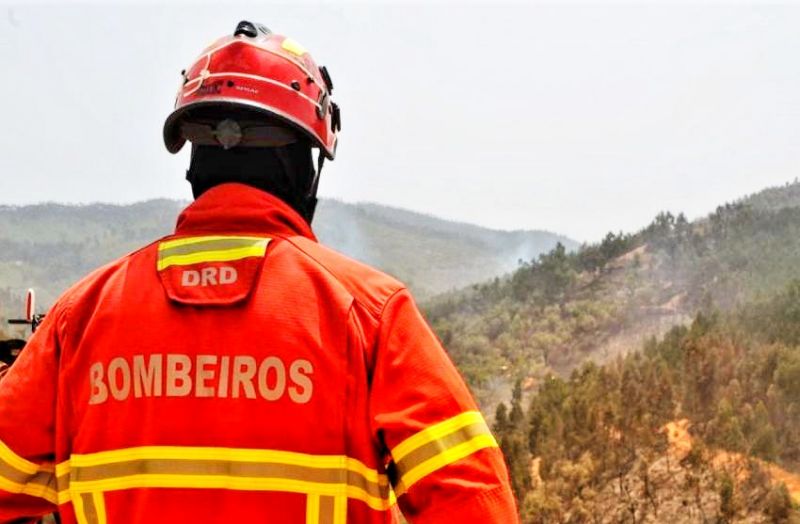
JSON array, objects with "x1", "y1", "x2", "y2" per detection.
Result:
[{"x1": 174, "y1": 183, "x2": 317, "y2": 241}]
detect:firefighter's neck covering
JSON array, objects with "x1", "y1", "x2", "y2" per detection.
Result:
[{"x1": 185, "y1": 142, "x2": 319, "y2": 223}]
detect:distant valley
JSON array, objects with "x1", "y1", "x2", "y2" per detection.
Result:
[{"x1": 0, "y1": 197, "x2": 575, "y2": 318}]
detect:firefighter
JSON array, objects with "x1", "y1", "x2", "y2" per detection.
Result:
[{"x1": 0, "y1": 21, "x2": 518, "y2": 523}]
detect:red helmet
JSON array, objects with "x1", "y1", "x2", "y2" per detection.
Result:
[{"x1": 164, "y1": 21, "x2": 340, "y2": 159}]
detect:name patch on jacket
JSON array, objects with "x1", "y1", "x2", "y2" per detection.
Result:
[
  {"x1": 88, "y1": 354, "x2": 314, "y2": 405},
  {"x1": 156, "y1": 235, "x2": 271, "y2": 305}
]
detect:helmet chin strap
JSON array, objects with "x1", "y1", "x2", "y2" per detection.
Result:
[{"x1": 304, "y1": 150, "x2": 325, "y2": 223}]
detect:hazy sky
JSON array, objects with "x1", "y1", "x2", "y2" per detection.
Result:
[{"x1": 0, "y1": 2, "x2": 798, "y2": 242}]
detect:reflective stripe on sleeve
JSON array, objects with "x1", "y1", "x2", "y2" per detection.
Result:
[
  {"x1": 156, "y1": 236, "x2": 271, "y2": 270},
  {"x1": 0, "y1": 438, "x2": 66, "y2": 504},
  {"x1": 389, "y1": 411, "x2": 498, "y2": 496}
]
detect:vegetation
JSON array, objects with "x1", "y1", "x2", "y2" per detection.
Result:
[
  {"x1": 490, "y1": 288, "x2": 800, "y2": 522},
  {"x1": 420, "y1": 180, "x2": 800, "y2": 522},
  {"x1": 426, "y1": 184, "x2": 800, "y2": 400}
]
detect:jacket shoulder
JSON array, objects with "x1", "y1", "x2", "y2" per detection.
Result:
[
  {"x1": 57, "y1": 242, "x2": 156, "y2": 312},
  {"x1": 283, "y1": 236, "x2": 405, "y2": 318}
]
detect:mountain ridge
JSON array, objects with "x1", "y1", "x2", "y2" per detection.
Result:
[{"x1": 0, "y1": 197, "x2": 576, "y2": 316}]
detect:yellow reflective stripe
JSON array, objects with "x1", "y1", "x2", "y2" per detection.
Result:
[
  {"x1": 0, "y1": 438, "x2": 389, "y2": 513},
  {"x1": 92, "y1": 491, "x2": 107, "y2": 524},
  {"x1": 67, "y1": 446, "x2": 394, "y2": 511},
  {"x1": 72, "y1": 492, "x2": 89, "y2": 524},
  {"x1": 390, "y1": 411, "x2": 485, "y2": 462},
  {"x1": 157, "y1": 242, "x2": 270, "y2": 270},
  {"x1": 307, "y1": 494, "x2": 344, "y2": 524},
  {"x1": 75, "y1": 492, "x2": 103, "y2": 524},
  {"x1": 306, "y1": 494, "x2": 320, "y2": 524},
  {"x1": 158, "y1": 237, "x2": 269, "y2": 258},
  {"x1": 56, "y1": 461, "x2": 71, "y2": 478},
  {"x1": 395, "y1": 434, "x2": 498, "y2": 496},
  {"x1": 0, "y1": 439, "x2": 46, "y2": 475},
  {"x1": 0, "y1": 475, "x2": 59, "y2": 505},
  {"x1": 0, "y1": 438, "x2": 65, "y2": 504},
  {"x1": 282, "y1": 37, "x2": 307, "y2": 56},
  {"x1": 0, "y1": 474, "x2": 70, "y2": 505},
  {"x1": 394, "y1": 421, "x2": 489, "y2": 478},
  {"x1": 70, "y1": 474, "x2": 390, "y2": 511},
  {"x1": 158, "y1": 235, "x2": 268, "y2": 250},
  {"x1": 388, "y1": 412, "x2": 498, "y2": 496},
  {"x1": 333, "y1": 495, "x2": 347, "y2": 524},
  {"x1": 69, "y1": 446, "x2": 385, "y2": 485}
]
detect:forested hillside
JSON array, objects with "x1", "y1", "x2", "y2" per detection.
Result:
[
  {"x1": 0, "y1": 198, "x2": 573, "y2": 319},
  {"x1": 425, "y1": 180, "x2": 800, "y2": 522},
  {"x1": 493, "y1": 283, "x2": 800, "y2": 522},
  {"x1": 427, "y1": 181, "x2": 800, "y2": 402},
  {"x1": 742, "y1": 178, "x2": 800, "y2": 213}
]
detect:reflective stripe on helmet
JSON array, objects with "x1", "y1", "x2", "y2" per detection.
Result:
[
  {"x1": 281, "y1": 38, "x2": 307, "y2": 57},
  {"x1": 186, "y1": 37, "x2": 321, "y2": 92},
  {"x1": 389, "y1": 411, "x2": 498, "y2": 496}
]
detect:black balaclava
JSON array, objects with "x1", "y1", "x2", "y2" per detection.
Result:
[{"x1": 185, "y1": 140, "x2": 319, "y2": 223}]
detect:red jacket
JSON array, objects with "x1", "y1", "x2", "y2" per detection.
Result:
[{"x1": 0, "y1": 183, "x2": 518, "y2": 523}]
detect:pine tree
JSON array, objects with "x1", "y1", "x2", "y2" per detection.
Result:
[{"x1": 494, "y1": 402, "x2": 509, "y2": 435}]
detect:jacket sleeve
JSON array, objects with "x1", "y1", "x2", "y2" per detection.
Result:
[
  {"x1": 0, "y1": 304, "x2": 65, "y2": 522},
  {"x1": 369, "y1": 289, "x2": 518, "y2": 523}
]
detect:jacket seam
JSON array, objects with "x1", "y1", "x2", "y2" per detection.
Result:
[
  {"x1": 367, "y1": 286, "x2": 408, "y2": 461},
  {"x1": 376, "y1": 287, "x2": 408, "y2": 326},
  {"x1": 370, "y1": 287, "x2": 407, "y2": 380},
  {"x1": 58, "y1": 240, "x2": 153, "y2": 347},
  {"x1": 279, "y1": 234, "x2": 402, "y2": 320},
  {"x1": 60, "y1": 288, "x2": 75, "y2": 448}
]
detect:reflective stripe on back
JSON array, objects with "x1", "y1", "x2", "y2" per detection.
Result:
[
  {"x1": 157, "y1": 236, "x2": 271, "y2": 271},
  {"x1": 155, "y1": 235, "x2": 272, "y2": 305},
  {"x1": 60, "y1": 445, "x2": 395, "y2": 521},
  {"x1": 0, "y1": 440, "x2": 394, "y2": 521}
]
